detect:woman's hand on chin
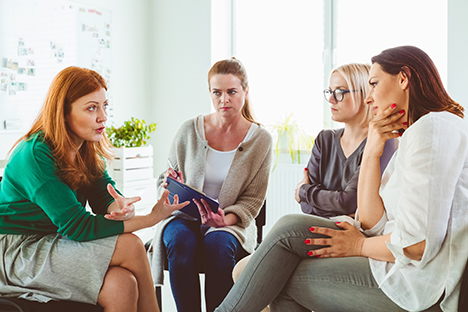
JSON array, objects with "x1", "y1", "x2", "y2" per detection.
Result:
[{"x1": 365, "y1": 103, "x2": 407, "y2": 159}]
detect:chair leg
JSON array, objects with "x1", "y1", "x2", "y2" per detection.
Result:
[{"x1": 156, "y1": 286, "x2": 162, "y2": 311}]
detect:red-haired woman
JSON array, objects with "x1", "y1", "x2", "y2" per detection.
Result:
[
  {"x1": 214, "y1": 46, "x2": 467, "y2": 312},
  {"x1": 0, "y1": 66, "x2": 188, "y2": 312}
]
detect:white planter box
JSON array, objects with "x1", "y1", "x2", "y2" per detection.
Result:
[
  {"x1": 106, "y1": 147, "x2": 158, "y2": 243},
  {"x1": 108, "y1": 145, "x2": 154, "y2": 183},
  {"x1": 117, "y1": 178, "x2": 158, "y2": 212}
]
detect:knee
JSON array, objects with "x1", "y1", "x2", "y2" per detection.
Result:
[
  {"x1": 164, "y1": 231, "x2": 198, "y2": 268},
  {"x1": 163, "y1": 222, "x2": 198, "y2": 250},
  {"x1": 232, "y1": 255, "x2": 251, "y2": 282},
  {"x1": 99, "y1": 266, "x2": 138, "y2": 310},
  {"x1": 204, "y1": 232, "x2": 236, "y2": 259},
  {"x1": 116, "y1": 233, "x2": 146, "y2": 257},
  {"x1": 270, "y1": 214, "x2": 315, "y2": 234}
]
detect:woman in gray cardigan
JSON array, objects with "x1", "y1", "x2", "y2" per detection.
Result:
[{"x1": 151, "y1": 58, "x2": 272, "y2": 312}]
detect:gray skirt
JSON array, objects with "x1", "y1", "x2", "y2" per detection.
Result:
[{"x1": 0, "y1": 233, "x2": 118, "y2": 304}]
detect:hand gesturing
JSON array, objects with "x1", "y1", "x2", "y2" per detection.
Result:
[
  {"x1": 105, "y1": 184, "x2": 140, "y2": 221},
  {"x1": 151, "y1": 190, "x2": 190, "y2": 222}
]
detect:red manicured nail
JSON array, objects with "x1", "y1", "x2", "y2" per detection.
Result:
[
  {"x1": 309, "y1": 227, "x2": 315, "y2": 231},
  {"x1": 336, "y1": 222, "x2": 341, "y2": 225},
  {"x1": 305, "y1": 239, "x2": 311, "y2": 244},
  {"x1": 399, "y1": 132, "x2": 403, "y2": 137},
  {"x1": 391, "y1": 103, "x2": 396, "y2": 108},
  {"x1": 307, "y1": 251, "x2": 313, "y2": 256},
  {"x1": 403, "y1": 122, "x2": 408, "y2": 125},
  {"x1": 399, "y1": 110, "x2": 405, "y2": 114},
  {"x1": 304, "y1": 168, "x2": 308, "y2": 171},
  {"x1": 316, "y1": 255, "x2": 322, "y2": 258}
]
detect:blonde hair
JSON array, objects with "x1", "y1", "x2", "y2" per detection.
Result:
[
  {"x1": 208, "y1": 57, "x2": 258, "y2": 124},
  {"x1": 332, "y1": 63, "x2": 372, "y2": 125},
  {"x1": 11, "y1": 66, "x2": 113, "y2": 190}
]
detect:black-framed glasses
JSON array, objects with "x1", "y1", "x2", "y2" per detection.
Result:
[{"x1": 323, "y1": 89, "x2": 354, "y2": 102}]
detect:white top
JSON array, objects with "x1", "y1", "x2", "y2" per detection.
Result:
[
  {"x1": 198, "y1": 117, "x2": 259, "y2": 199},
  {"x1": 364, "y1": 111, "x2": 468, "y2": 311}
]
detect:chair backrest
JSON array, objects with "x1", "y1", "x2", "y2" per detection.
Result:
[
  {"x1": 459, "y1": 258, "x2": 468, "y2": 310},
  {"x1": 0, "y1": 298, "x2": 25, "y2": 312},
  {"x1": 255, "y1": 200, "x2": 266, "y2": 246}
]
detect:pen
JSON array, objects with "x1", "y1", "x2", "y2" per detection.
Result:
[{"x1": 167, "y1": 158, "x2": 180, "y2": 179}]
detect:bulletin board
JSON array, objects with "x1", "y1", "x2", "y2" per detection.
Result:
[{"x1": 0, "y1": 0, "x2": 113, "y2": 133}]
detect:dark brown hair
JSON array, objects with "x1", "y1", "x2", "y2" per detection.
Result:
[{"x1": 371, "y1": 45, "x2": 464, "y2": 124}]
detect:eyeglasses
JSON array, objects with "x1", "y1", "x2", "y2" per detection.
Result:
[{"x1": 323, "y1": 89, "x2": 355, "y2": 102}]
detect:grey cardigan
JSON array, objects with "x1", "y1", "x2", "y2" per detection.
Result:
[{"x1": 149, "y1": 116, "x2": 273, "y2": 285}]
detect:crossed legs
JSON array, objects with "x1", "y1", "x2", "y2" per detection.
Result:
[
  {"x1": 215, "y1": 214, "x2": 407, "y2": 312},
  {"x1": 98, "y1": 233, "x2": 160, "y2": 312}
]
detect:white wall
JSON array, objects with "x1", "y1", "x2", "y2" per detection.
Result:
[
  {"x1": 76, "y1": 0, "x2": 213, "y2": 178},
  {"x1": 0, "y1": 0, "x2": 152, "y2": 161},
  {"x1": 75, "y1": 0, "x2": 152, "y2": 125},
  {"x1": 147, "y1": 0, "x2": 212, "y2": 177},
  {"x1": 448, "y1": 0, "x2": 468, "y2": 110}
]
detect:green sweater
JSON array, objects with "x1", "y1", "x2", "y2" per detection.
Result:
[{"x1": 0, "y1": 133, "x2": 124, "y2": 241}]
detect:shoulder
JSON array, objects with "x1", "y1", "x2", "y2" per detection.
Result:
[
  {"x1": 7, "y1": 133, "x2": 57, "y2": 183},
  {"x1": 11, "y1": 133, "x2": 54, "y2": 164},
  {"x1": 314, "y1": 128, "x2": 343, "y2": 148},
  {"x1": 176, "y1": 116, "x2": 199, "y2": 133},
  {"x1": 401, "y1": 112, "x2": 468, "y2": 160},
  {"x1": 316, "y1": 128, "x2": 343, "y2": 140},
  {"x1": 247, "y1": 125, "x2": 273, "y2": 150},
  {"x1": 173, "y1": 116, "x2": 203, "y2": 143},
  {"x1": 409, "y1": 111, "x2": 468, "y2": 138},
  {"x1": 254, "y1": 125, "x2": 272, "y2": 141}
]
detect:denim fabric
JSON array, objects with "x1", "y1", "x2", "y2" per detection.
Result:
[
  {"x1": 215, "y1": 214, "x2": 442, "y2": 312},
  {"x1": 163, "y1": 218, "x2": 248, "y2": 312}
]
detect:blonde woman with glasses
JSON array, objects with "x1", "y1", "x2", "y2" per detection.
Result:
[{"x1": 232, "y1": 63, "x2": 396, "y2": 312}]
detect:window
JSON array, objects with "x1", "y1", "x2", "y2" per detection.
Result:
[
  {"x1": 212, "y1": 0, "x2": 447, "y2": 136},
  {"x1": 232, "y1": 0, "x2": 326, "y2": 136}
]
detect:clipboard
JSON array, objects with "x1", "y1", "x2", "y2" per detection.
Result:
[{"x1": 166, "y1": 176, "x2": 219, "y2": 219}]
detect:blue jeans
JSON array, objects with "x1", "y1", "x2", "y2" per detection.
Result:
[
  {"x1": 215, "y1": 214, "x2": 442, "y2": 312},
  {"x1": 163, "y1": 218, "x2": 248, "y2": 312}
]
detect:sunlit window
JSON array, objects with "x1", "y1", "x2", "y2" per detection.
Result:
[
  {"x1": 334, "y1": 0, "x2": 447, "y2": 84},
  {"x1": 216, "y1": 0, "x2": 447, "y2": 137},
  {"x1": 232, "y1": 0, "x2": 325, "y2": 137}
]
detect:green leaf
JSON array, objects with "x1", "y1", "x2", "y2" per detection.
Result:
[{"x1": 105, "y1": 117, "x2": 157, "y2": 148}]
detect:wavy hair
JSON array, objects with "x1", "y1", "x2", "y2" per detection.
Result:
[
  {"x1": 332, "y1": 63, "x2": 372, "y2": 125},
  {"x1": 12, "y1": 66, "x2": 113, "y2": 189},
  {"x1": 208, "y1": 57, "x2": 258, "y2": 124},
  {"x1": 371, "y1": 45, "x2": 464, "y2": 124}
]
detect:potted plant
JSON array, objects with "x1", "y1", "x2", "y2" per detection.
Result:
[
  {"x1": 106, "y1": 117, "x2": 157, "y2": 183},
  {"x1": 106, "y1": 117, "x2": 157, "y2": 148},
  {"x1": 270, "y1": 114, "x2": 314, "y2": 170}
]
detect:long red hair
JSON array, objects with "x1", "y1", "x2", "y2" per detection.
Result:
[
  {"x1": 371, "y1": 46, "x2": 464, "y2": 124},
  {"x1": 12, "y1": 66, "x2": 113, "y2": 189}
]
